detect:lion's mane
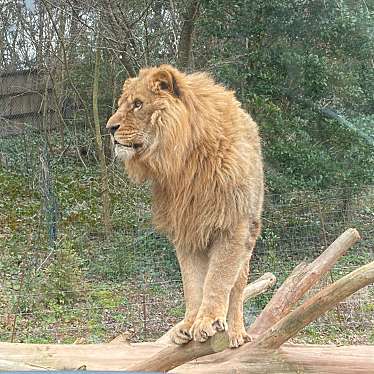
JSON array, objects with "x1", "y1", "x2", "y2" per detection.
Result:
[{"x1": 124, "y1": 65, "x2": 263, "y2": 252}]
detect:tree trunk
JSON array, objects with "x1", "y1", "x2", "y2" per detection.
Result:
[
  {"x1": 93, "y1": 34, "x2": 112, "y2": 238},
  {"x1": 176, "y1": 0, "x2": 201, "y2": 70},
  {"x1": 56, "y1": 8, "x2": 67, "y2": 150},
  {"x1": 1, "y1": 342, "x2": 373, "y2": 373}
]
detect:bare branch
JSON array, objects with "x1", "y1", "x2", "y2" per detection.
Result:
[{"x1": 248, "y1": 228, "x2": 361, "y2": 336}]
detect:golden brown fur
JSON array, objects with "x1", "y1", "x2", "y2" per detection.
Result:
[{"x1": 107, "y1": 65, "x2": 264, "y2": 347}]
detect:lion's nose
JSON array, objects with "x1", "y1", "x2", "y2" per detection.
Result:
[{"x1": 108, "y1": 124, "x2": 120, "y2": 136}]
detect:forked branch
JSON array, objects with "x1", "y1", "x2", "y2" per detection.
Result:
[
  {"x1": 248, "y1": 228, "x2": 361, "y2": 336},
  {"x1": 251, "y1": 260, "x2": 374, "y2": 350}
]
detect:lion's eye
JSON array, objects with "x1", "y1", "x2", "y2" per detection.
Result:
[{"x1": 133, "y1": 100, "x2": 143, "y2": 109}]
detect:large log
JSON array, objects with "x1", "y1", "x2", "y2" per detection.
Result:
[
  {"x1": 1, "y1": 342, "x2": 374, "y2": 373},
  {"x1": 174, "y1": 344, "x2": 374, "y2": 374},
  {"x1": 0, "y1": 341, "x2": 162, "y2": 370}
]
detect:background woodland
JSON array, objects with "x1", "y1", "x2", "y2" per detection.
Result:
[{"x1": 0, "y1": 0, "x2": 373, "y2": 345}]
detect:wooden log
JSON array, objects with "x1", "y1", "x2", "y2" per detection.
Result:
[
  {"x1": 0, "y1": 358, "x2": 49, "y2": 371},
  {"x1": 157, "y1": 272, "x2": 276, "y2": 344},
  {"x1": 243, "y1": 272, "x2": 277, "y2": 300},
  {"x1": 248, "y1": 262, "x2": 308, "y2": 337},
  {"x1": 129, "y1": 333, "x2": 230, "y2": 372},
  {"x1": 0, "y1": 341, "x2": 162, "y2": 370},
  {"x1": 1, "y1": 342, "x2": 374, "y2": 373},
  {"x1": 174, "y1": 344, "x2": 374, "y2": 373},
  {"x1": 248, "y1": 228, "x2": 361, "y2": 336}
]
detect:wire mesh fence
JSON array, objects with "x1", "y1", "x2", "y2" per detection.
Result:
[
  {"x1": 1, "y1": 124, "x2": 373, "y2": 346},
  {"x1": 0, "y1": 2, "x2": 373, "y2": 365}
]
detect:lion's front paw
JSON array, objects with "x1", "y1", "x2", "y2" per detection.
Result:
[
  {"x1": 190, "y1": 316, "x2": 227, "y2": 343},
  {"x1": 228, "y1": 328, "x2": 252, "y2": 348},
  {"x1": 169, "y1": 320, "x2": 193, "y2": 345}
]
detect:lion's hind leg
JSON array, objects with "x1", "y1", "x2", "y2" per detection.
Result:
[
  {"x1": 227, "y1": 223, "x2": 259, "y2": 347},
  {"x1": 227, "y1": 259, "x2": 251, "y2": 348}
]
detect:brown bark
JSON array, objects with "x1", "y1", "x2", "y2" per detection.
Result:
[
  {"x1": 93, "y1": 36, "x2": 112, "y2": 238},
  {"x1": 56, "y1": 9, "x2": 66, "y2": 149},
  {"x1": 176, "y1": 0, "x2": 201, "y2": 69}
]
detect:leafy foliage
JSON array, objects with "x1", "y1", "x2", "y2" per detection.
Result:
[{"x1": 197, "y1": 0, "x2": 374, "y2": 193}]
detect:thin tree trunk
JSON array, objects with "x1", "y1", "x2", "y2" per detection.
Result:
[
  {"x1": 57, "y1": 8, "x2": 66, "y2": 150},
  {"x1": 36, "y1": 0, "x2": 45, "y2": 67},
  {"x1": 176, "y1": 0, "x2": 200, "y2": 70},
  {"x1": 93, "y1": 35, "x2": 112, "y2": 238}
]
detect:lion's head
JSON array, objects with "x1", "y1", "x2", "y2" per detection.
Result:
[{"x1": 107, "y1": 65, "x2": 193, "y2": 181}]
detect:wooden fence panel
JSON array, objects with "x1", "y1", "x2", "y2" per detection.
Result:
[
  {"x1": 0, "y1": 69, "x2": 41, "y2": 96},
  {"x1": 0, "y1": 69, "x2": 57, "y2": 136}
]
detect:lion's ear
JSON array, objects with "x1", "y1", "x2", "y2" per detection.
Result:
[{"x1": 151, "y1": 69, "x2": 181, "y2": 98}]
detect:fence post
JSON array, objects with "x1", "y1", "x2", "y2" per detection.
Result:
[{"x1": 39, "y1": 143, "x2": 58, "y2": 248}]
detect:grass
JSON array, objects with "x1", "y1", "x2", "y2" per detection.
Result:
[{"x1": 0, "y1": 129, "x2": 373, "y2": 345}]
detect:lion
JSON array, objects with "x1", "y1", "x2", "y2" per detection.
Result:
[{"x1": 106, "y1": 65, "x2": 264, "y2": 348}]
